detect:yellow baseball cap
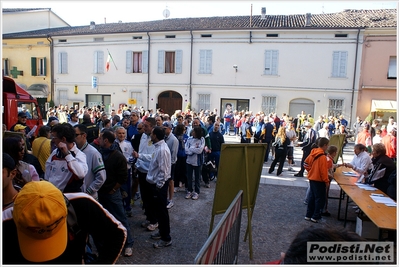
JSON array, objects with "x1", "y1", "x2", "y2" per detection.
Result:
[
  {"x1": 13, "y1": 181, "x2": 68, "y2": 262},
  {"x1": 14, "y1": 124, "x2": 27, "y2": 132}
]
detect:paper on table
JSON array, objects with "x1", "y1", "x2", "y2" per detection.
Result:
[
  {"x1": 370, "y1": 195, "x2": 396, "y2": 205},
  {"x1": 356, "y1": 184, "x2": 378, "y2": 191},
  {"x1": 385, "y1": 203, "x2": 397, "y2": 207},
  {"x1": 342, "y1": 171, "x2": 358, "y2": 177}
]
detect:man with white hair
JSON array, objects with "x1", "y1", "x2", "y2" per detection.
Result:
[{"x1": 318, "y1": 123, "x2": 330, "y2": 139}]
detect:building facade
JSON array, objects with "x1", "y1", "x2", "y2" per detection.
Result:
[{"x1": 3, "y1": 9, "x2": 397, "y2": 126}]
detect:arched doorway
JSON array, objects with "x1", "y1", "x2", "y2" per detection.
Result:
[
  {"x1": 157, "y1": 91, "x2": 182, "y2": 116},
  {"x1": 289, "y1": 98, "x2": 315, "y2": 118}
]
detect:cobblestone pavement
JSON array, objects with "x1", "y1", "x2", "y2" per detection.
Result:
[{"x1": 116, "y1": 135, "x2": 358, "y2": 264}]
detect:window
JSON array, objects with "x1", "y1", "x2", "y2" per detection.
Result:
[
  {"x1": 388, "y1": 56, "x2": 397, "y2": 79},
  {"x1": 331, "y1": 51, "x2": 347, "y2": 78},
  {"x1": 335, "y1": 34, "x2": 348, "y2": 38},
  {"x1": 94, "y1": 37, "x2": 104, "y2": 42},
  {"x1": 58, "y1": 52, "x2": 68, "y2": 74},
  {"x1": 130, "y1": 92, "x2": 143, "y2": 107},
  {"x1": 266, "y1": 34, "x2": 279, "y2": 37},
  {"x1": 3, "y1": 58, "x2": 10, "y2": 76},
  {"x1": 328, "y1": 99, "x2": 343, "y2": 117},
  {"x1": 17, "y1": 102, "x2": 39, "y2": 119},
  {"x1": 165, "y1": 35, "x2": 176, "y2": 38},
  {"x1": 199, "y1": 50, "x2": 212, "y2": 74},
  {"x1": 58, "y1": 89, "x2": 68, "y2": 106},
  {"x1": 133, "y1": 36, "x2": 142, "y2": 39},
  {"x1": 126, "y1": 51, "x2": 148, "y2": 73},
  {"x1": 58, "y1": 39, "x2": 67, "y2": 43},
  {"x1": 261, "y1": 96, "x2": 276, "y2": 115},
  {"x1": 198, "y1": 94, "x2": 210, "y2": 111},
  {"x1": 94, "y1": 51, "x2": 104, "y2": 74},
  {"x1": 158, "y1": 50, "x2": 182, "y2": 74},
  {"x1": 31, "y1": 57, "x2": 46, "y2": 76},
  {"x1": 264, "y1": 50, "x2": 279, "y2": 75},
  {"x1": 201, "y1": 34, "x2": 212, "y2": 38}
]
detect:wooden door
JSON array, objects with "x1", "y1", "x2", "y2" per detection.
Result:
[{"x1": 158, "y1": 91, "x2": 182, "y2": 115}]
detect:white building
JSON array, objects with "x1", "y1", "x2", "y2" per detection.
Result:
[{"x1": 3, "y1": 9, "x2": 397, "y2": 124}]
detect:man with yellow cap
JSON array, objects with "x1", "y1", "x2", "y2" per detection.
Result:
[{"x1": 2, "y1": 181, "x2": 127, "y2": 264}]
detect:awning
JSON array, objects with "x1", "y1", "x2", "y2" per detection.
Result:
[
  {"x1": 27, "y1": 84, "x2": 49, "y2": 98},
  {"x1": 371, "y1": 100, "x2": 397, "y2": 112}
]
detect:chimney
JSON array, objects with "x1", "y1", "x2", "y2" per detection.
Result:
[
  {"x1": 90, "y1": 21, "x2": 95, "y2": 30},
  {"x1": 305, "y1": 13, "x2": 311, "y2": 27},
  {"x1": 261, "y1": 7, "x2": 266, "y2": 19}
]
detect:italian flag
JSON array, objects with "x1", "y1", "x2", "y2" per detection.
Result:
[{"x1": 106, "y1": 52, "x2": 111, "y2": 72}]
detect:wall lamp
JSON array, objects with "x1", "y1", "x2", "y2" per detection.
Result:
[{"x1": 233, "y1": 65, "x2": 238, "y2": 72}]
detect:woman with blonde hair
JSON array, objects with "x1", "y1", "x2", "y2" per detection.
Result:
[{"x1": 268, "y1": 126, "x2": 290, "y2": 176}]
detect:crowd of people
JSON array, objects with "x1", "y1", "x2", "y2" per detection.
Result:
[{"x1": 2, "y1": 102, "x2": 397, "y2": 263}]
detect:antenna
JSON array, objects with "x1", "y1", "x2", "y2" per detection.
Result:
[{"x1": 163, "y1": 3, "x2": 170, "y2": 19}]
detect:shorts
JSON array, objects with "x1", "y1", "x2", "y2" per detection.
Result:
[{"x1": 287, "y1": 146, "x2": 294, "y2": 160}]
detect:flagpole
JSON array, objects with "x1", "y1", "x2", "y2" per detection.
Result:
[{"x1": 107, "y1": 49, "x2": 118, "y2": 70}]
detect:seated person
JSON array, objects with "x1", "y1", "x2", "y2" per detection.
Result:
[
  {"x1": 344, "y1": 144, "x2": 372, "y2": 180},
  {"x1": 368, "y1": 143, "x2": 396, "y2": 194}
]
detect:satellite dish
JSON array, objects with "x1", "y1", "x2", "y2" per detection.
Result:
[{"x1": 163, "y1": 9, "x2": 170, "y2": 18}]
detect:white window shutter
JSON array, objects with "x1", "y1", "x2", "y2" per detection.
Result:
[
  {"x1": 98, "y1": 51, "x2": 104, "y2": 73},
  {"x1": 59, "y1": 52, "x2": 68, "y2": 74},
  {"x1": 126, "y1": 51, "x2": 133, "y2": 73},
  {"x1": 206, "y1": 50, "x2": 212, "y2": 73},
  {"x1": 271, "y1": 50, "x2": 278, "y2": 75},
  {"x1": 175, "y1": 50, "x2": 182, "y2": 74},
  {"x1": 199, "y1": 50, "x2": 205, "y2": 74},
  {"x1": 94, "y1": 51, "x2": 98, "y2": 73},
  {"x1": 339, "y1": 51, "x2": 347, "y2": 77},
  {"x1": 158, "y1": 50, "x2": 165, "y2": 73},
  {"x1": 264, "y1": 50, "x2": 272, "y2": 75},
  {"x1": 332, "y1": 51, "x2": 340, "y2": 77},
  {"x1": 142, "y1": 50, "x2": 148, "y2": 74}
]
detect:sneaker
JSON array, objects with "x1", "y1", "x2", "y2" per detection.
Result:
[
  {"x1": 133, "y1": 192, "x2": 141, "y2": 201},
  {"x1": 304, "y1": 201, "x2": 308, "y2": 205},
  {"x1": 126, "y1": 210, "x2": 133, "y2": 217},
  {"x1": 174, "y1": 188, "x2": 178, "y2": 193},
  {"x1": 294, "y1": 173, "x2": 304, "y2": 177},
  {"x1": 166, "y1": 200, "x2": 174, "y2": 209},
  {"x1": 153, "y1": 239, "x2": 172, "y2": 248},
  {"x1": 124, "y1": 247, "x2": 133, "y2": 257},
  {"x1": 205, "y1": 183, "x2": 210, "y2": 188},
  {"x1": 287, "y1": 167, "x2": 294, "y2": 172},
  {"x1": 151, "y1": 232, "x2": 162, "y2": 240},
  {"x1": 191, "y1": 192, "x2": 199, "y2": 200},
  {"x1": 147, "y1": 223, "x2": 159, "y2": 231},
  {"x1": 141, "y1": 220, "x2": 150, "y2": 228},
  {"x1": 304, "y1": 217, "x2": 311, "y2": 221},
  {"x1": 185, "y1": 192, "x2": 193, "y2": 199},
  {"x1": 310, "y1": 218, "x2": 319, "y2": 223}
]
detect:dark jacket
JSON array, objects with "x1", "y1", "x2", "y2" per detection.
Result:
[
  {"x1": 368, "y1": 154, "x2": 396, "y2": 194},
  {"x1": 99, "y1": 144, "x2": 127, "y2": 194}
]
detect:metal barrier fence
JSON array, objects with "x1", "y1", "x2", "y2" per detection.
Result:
[{"x1": 194, "y1": 190, "x2": 243, "y2": 264}]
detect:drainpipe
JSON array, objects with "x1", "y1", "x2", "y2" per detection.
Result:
[
  {"x1": 350, "y1": 28, "x2": 360, "y2": 127},
  {"x1": 189, "y1": 30, "x2": 193, "y2": 107},
  {"x1": 146, "y1": 32, "x2": 150, "y2": 109},
  {"x1": 46, "y1": 35, "x2": 54, "y2": 102}
]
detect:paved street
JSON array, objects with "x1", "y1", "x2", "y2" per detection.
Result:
[{"x1": 115, "y1": 134, "x2": 359, "y2": 264}]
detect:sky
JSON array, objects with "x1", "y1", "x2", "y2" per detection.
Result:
[{"x1": 1, "y1": 0, "x2": 398, "y2": 26}]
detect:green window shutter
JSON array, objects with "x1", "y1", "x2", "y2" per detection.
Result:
[
  {"x1": 43, "y1": 57, "x2": 47, "y2": 76},
  {"x1": 31, "y1": 57, "x2": 37, "y2": 76}
]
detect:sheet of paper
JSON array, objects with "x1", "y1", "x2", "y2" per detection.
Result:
[
  {"x1": 370, "y1": 195, "x2": 396, "y2": 204},
  {"x1": 342, "y1": 171, "x2": 358, "y2": 177},
  {"x1": 356, "y1": 184, "x2": 378, "y2": 191}
]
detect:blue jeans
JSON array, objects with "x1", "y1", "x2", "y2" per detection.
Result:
[
  {"x1": 121, "y1": 168, "x2": 132, "y2": 212},
  {"x1": 224, "y1": 121, "x2": 230, "y2": 134},
  {"x1": 98, "y1": 189, "x2": 134, "y2": 248},
  {"x1": 186, "y1": 164, "x2": 201, "y2": 194},
  {"x1": 306, "y1": 180, "x2": 326, "y2": 220}
]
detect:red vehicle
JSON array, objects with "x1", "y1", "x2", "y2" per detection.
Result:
[{"x1": 3, "y1": 76, "x2": 43, "y2": 133}]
